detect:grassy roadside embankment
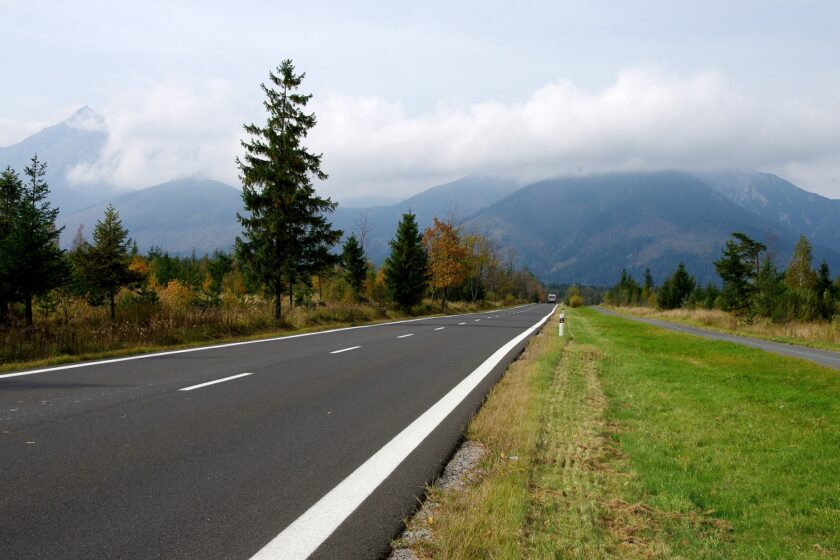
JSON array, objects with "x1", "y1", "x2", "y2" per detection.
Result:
[
  {"x1": 397, "y1": 307, "x2": 839, "y2": 559},
  {"x1": 610, "y1": 305, "x2": 840, "y2": 353}
]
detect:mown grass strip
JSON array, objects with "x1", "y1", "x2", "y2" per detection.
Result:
[{"x1": 401, "y1": 307, "x2": 839, "y2": 559}]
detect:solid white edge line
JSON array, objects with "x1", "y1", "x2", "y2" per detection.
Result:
[
  {"x1": 329, "y1": 346, "x2": 361, "y2": 354},
  {"x1": 178, "y1": 372, "x2": 253, "y2": 392},
  {"x1": 249, "y1": 304, "x2": 557, "y2": 560}
]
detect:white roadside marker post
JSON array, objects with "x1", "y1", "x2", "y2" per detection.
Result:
[{"x1": 559, "y1": 303, "x2": 565, "y2": 337}]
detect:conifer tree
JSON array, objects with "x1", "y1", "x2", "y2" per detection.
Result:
[
  {"x1": 235, "y1": 59, "x2": 341, "y2": 320},
  {"x1": 753, "y1": 257, "x2": 785, "y2": 320},
  {"x1": 785, "y1": 235, "x2": 817, "y2": 291},
  {"x1": 815, "y1": 260, "x2": 835, "y2": 319},
  {"x1": 715, "y1": 233, "x2": 760, "y2": 314},
  {"x1": 656, "y1": 262, "x2": 695, "y2": 309},
  {"x1": 643, "y1": 268, "x2": 655, "y2": 291},
  {"x1": 341, "y1": 234, "x2": 367, "y2": 300},
  {"x1": 76, "y1": 204, "x2": 142, "y2": 320},
  {"x1": 0, "y1": 156, "x2": 67, "y2": 325},
  {"x1": 384, "y1": 212, "x2": 429, "y2": 311}
]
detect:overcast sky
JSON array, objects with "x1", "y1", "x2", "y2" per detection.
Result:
[{"x1": 2, "y1": 0, "x2": 840, "y2": 202}]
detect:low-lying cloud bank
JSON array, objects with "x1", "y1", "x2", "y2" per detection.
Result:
[{"x1": 62, "y1": 68, "x2": 840, "y2": 199}]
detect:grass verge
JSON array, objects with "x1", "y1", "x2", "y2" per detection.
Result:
[{"x1": 399, "y1": 307, "x2": 839, "y2": 559}]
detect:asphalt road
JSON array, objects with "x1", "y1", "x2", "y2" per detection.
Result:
[
  {"x1": 592, "y1": 306, "x2": 840, "y2": 370},
  {"x1": 1, "y1": 303, "x2": 555, "y2": 560}
]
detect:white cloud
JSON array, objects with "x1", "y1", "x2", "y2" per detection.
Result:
[
  {"x1": 312, "y1": 68, "x2": 840, "y2": 199},
  {"x1": 60, "y1": 68, "x2": 840, "y2": 200},
  {"x1": 67, "y1": 78, "x2": 245, "y2": 190},
  {"x1": 0, "y1": 118, "x2": 52, "y2": 147}
]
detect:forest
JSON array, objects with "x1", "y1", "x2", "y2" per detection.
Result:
[{"x1": 605, "y1": 231, "x2": 840, "y2": 323}]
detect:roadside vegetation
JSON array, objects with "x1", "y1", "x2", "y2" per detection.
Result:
[
  {"x1": 604, "y1": 232, "x2": 840, "y2": 349},
  {"x1": 611, "y1": 306, "x2": 840, "y2": 352},
  {"x1": 0, "y1": 60, "x2": 544, "y2": 370},
  {"x1": 398, "y1": 307, "x2": 839, "y2": 559}
]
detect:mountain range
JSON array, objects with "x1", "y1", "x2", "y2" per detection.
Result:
[{"x1": 3, "y1": 107, "x2": 840, "y2": 286}]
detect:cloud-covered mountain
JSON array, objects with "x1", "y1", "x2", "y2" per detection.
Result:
[
  {"x1": 0, "y1": 106, "x2": 111, "y2": 213},
  {"x1": 58, "y1": 178, "x2": 243, "y2": 255},
  {"x1": 462, "y1": 171, "x2": 840, "y2": 286}
]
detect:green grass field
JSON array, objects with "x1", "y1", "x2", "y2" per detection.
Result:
[{"x1": 401, "y1": 307, "x2": 839, "y2": 559}]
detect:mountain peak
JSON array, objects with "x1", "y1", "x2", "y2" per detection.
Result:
[{"x1": 64, "y1": 105, "x2": 105, "y2": 132}]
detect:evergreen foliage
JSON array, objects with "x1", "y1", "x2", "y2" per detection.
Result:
[
  {"x1": 606, "y1": 269, "x2": 642, "y2": 305},
  {"x1": 714, "y1": 232, "x2": 762, "y2": 314},
  {"x1": 341, "y1": 234, "x2": 368, "y2": 300},
  {"x1": 607, "y1": 231, "x2": 839, "y2": 323},
  {"x1": 785, "y1": 235, "x2": 817, "y2": 291},
  {"x1": 75, "y1": 205, "x2": 143, "y2": 320},
  {"x1": 384, "y1": 212, "x2": 429, "y2": 311},
  {"x1": 656, "y1": 262, "x2": 696, "y2": 309},
  {"x1": 235, "y1": 59, "x2": 341, "y2": 319},
  {"x1": 753, "y1": 258, "x2": 786, "y2": 321},
  {"x1": 0, "y1": 156, "x2": 67, "y2": 325}
]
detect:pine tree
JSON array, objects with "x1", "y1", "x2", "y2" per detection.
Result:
[
  {"x1": 236, "y1": 59, "x2": 341, "y2": 320},
  {"x1": 657, "y1": 262, "x2": 695, "y2": 309},
  {"x1": 643, "y1": 268, "x2": 655, "y2": 291},
  {"x1": 76, "y1": 205, "x2": 142, "y2": 320},
  {"x1": 785, "y1": 235, "x2": 817, "y2": 291},
  {"x1": 715, "y1": 233, "x2": 759, "y2": 314},
  {"x1": 384, "y1": 212, "x2": 429, "y2": 311},
  {"x1": 731, "y1": 232, "x2": 766, "y2": 277},
  {"x1": 341, "y1": 234, "x2": 368, "y2": 300},
  {"x1": 0, "y1": 156, "x2": 67, "y2": 325},
  {"x1": 754, "y1": 257, "x2": 785, "y2": 321},
  {"x1": 815, "y1": 260, "x2": 835, "y2": 319}
]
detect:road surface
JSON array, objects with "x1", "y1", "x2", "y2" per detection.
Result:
[
  {"x1": 593, "y1": 306, "x2": 840, "y2": 370},
  {"x1": 1, "y1": 303, "x2": 555, "y2": 559}
]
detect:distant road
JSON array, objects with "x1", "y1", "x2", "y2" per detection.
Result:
[
  {"x1": 592, "y1": 306, "x2": 840, "y2": 370},
  {"x1": 1, "y1": 304, "x2": 555, "y2": 560}
]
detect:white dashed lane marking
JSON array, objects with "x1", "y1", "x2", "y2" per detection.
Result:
[{"x1": 330, "y1": 346, "x2": 361, "y2": 354}]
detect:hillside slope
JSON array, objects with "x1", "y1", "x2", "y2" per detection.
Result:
[{"x1": 463, "y1": 171, "x2": 840, "y2": 285}]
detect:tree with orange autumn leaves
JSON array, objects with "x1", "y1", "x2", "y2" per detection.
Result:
[{"x1": 423, "y1": 217, "x2": 468, "y2": 310}]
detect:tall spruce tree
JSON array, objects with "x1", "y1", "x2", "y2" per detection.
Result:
[
  {"x1": 76, "y1": 205, "x2": 141, "y2": 320},
  {"x1": 341, "y1": 234, "x2": 367, "y2": 300},
  {"x1": 815, "y1": 260, "x2": 835, "y2": 319},
  {"x1": 236, "y1": 59, "x2": 341, "y2": 320},
  {"x1": 715, "y1": 233, "x2": 761, "y2": 314},
  {"x1": 656, "y1": 262, "x2": 695, "y2": 309},
  {"x1": 785, "y1": 235, "x2": 817, "y2": 291},
  {"x1": 0, "y1": 156, "x2": 67, "y2": 325},
  {"x1": 384, "y1": 212, "x2": 429, "y2": 311}
]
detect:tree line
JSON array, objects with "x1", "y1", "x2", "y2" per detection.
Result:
[
  {"x1": 0, "y1": 59, "x2": 542, "y2": 331},
  {"x1": 605, "y1": 232, "x2": 840, "y2": 322}
]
